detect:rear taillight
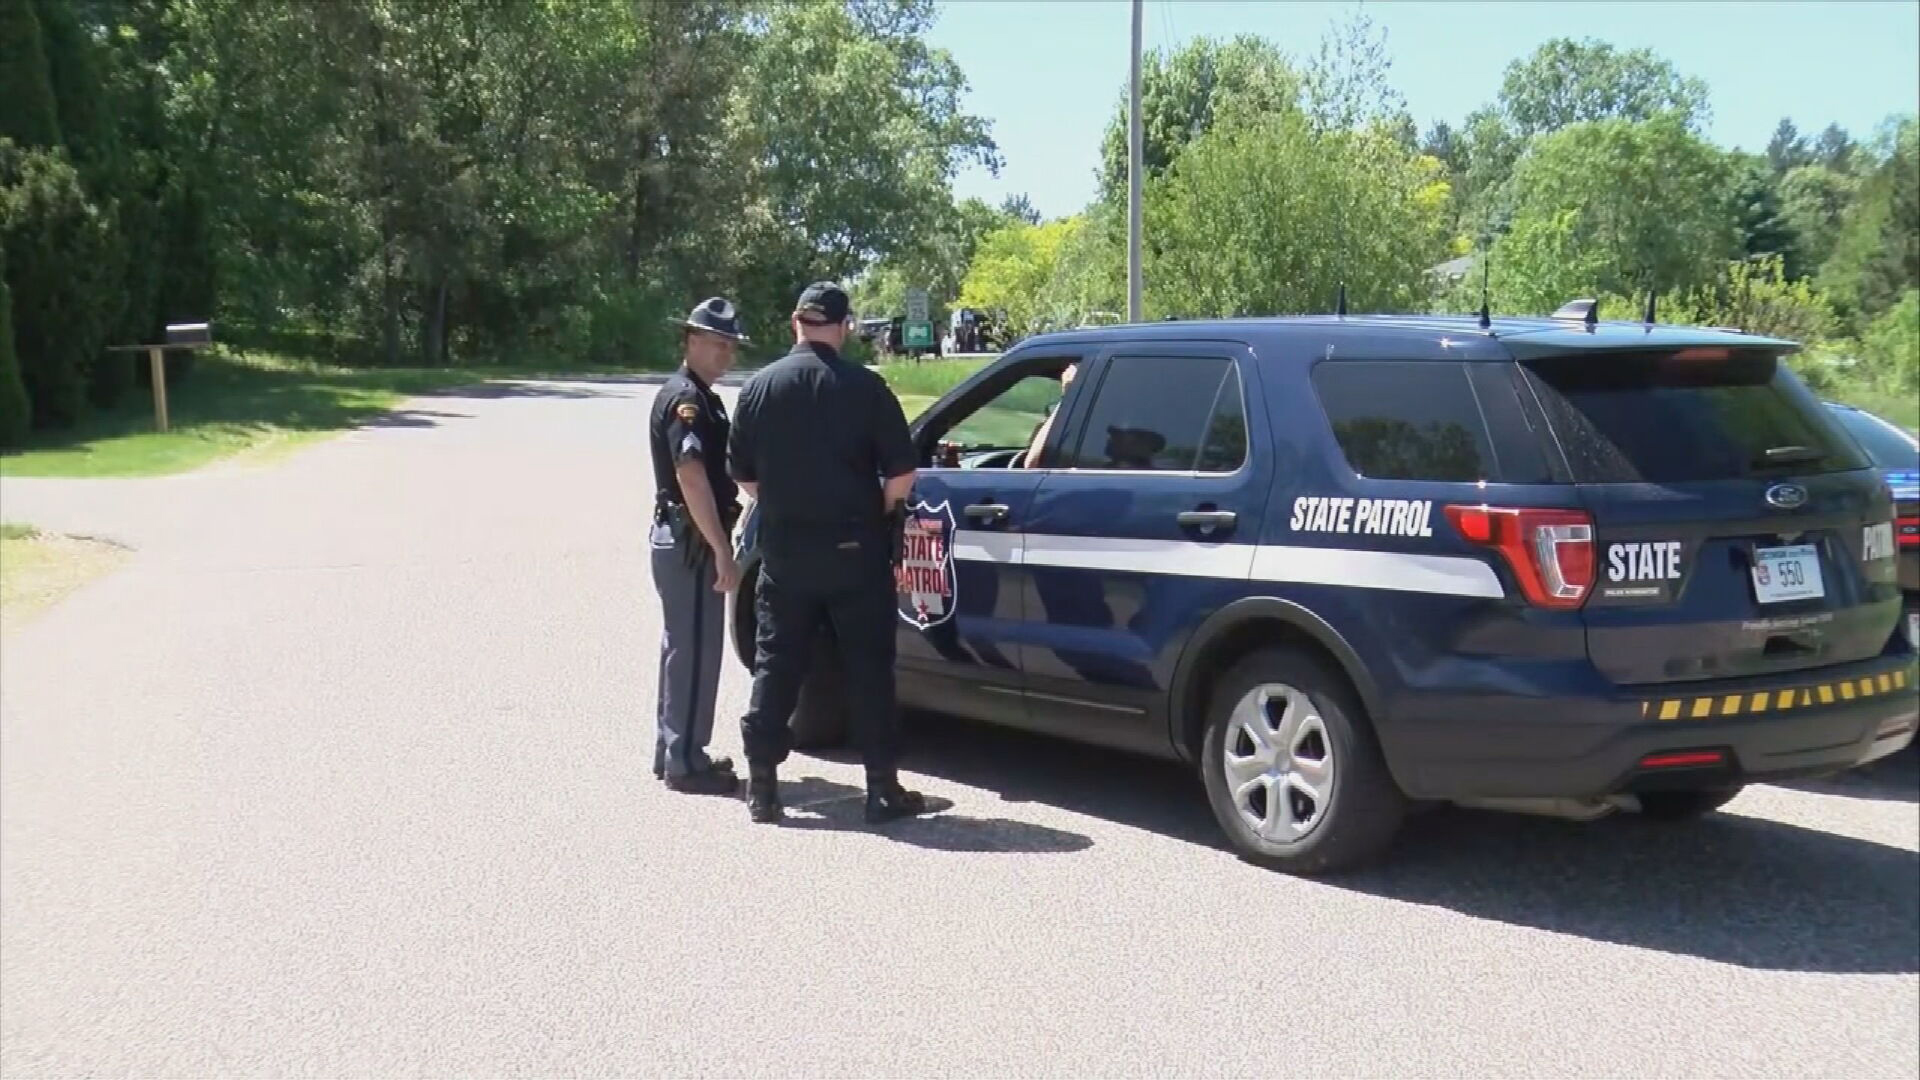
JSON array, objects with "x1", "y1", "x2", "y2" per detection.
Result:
[
  {"x1": 1898, "y1": 516, "x2": 1918, "y2": 549},
  {"x1": 1445, "y1": 505, "x2": 1595, "y2": 609}
]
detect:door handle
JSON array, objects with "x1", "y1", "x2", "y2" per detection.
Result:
[
  {"x1": 1177, "y1": 510, "x2": 1237, "y2": 531},
  {"x1": 965, "y1": 502, "x2": 1011, "y2": 525}
]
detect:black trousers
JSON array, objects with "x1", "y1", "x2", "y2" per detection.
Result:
[{"x1": 740, "y1": 529, "x2": 900, "y2": 779}]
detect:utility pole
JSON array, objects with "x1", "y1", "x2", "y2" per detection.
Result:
[{"x1": 1127, "y1": 0, "x2": 1144, "y2": 323}]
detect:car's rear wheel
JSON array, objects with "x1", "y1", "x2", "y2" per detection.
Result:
[
  {"x1": 1199, "y1": 647, "x2": 1406, "y2": 875},
  {"x1": 1635, "y1": 786, "x2": 1744, "y2": 821}
]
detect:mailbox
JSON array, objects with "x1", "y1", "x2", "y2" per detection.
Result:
[{"x1": 164, "y1": 322, "x2": 213, "y2": 349}]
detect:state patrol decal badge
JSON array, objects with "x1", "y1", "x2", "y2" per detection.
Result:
[{"x1": 896, "y1": 499, "x2": 957, "y2": 629}]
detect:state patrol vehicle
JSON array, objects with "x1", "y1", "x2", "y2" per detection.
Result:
[{"x1": 730, "y1": 305, "x2": 1919, "y2": 874}]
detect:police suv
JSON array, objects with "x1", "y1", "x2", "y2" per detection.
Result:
[{"x1": 729, "y1": 308, "x2": 1919, "y2": 874}]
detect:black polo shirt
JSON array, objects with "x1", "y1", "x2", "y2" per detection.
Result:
[
  {"x1": 728, "y1": 341, "x2": 916, "y2": 531},
  {"x1": 650, "y1": 366, "x2": 738, "y2": 512}
]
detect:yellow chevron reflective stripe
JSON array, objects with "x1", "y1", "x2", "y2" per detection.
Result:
[{"x1": 1648, "y1": 666, "x2": 1916, "y2": 721}]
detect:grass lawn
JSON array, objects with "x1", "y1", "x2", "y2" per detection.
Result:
[
  {"x1": 877, "y1": 355, "x2": 1056, "y2": 447},
  {"x1": 0, "y1": 523, "x2": 130, "y2": 630},
  {"x1": 0, "y1": 351, "x2": 651, "y2": 478}
]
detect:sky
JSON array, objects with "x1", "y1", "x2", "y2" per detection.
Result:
[{"x1": 925, "y1": 0, "x2": 1920, "y2": 219}]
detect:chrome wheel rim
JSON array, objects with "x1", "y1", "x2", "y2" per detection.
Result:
[{"x1": 1222, "y1": 682, "x2": 1333, "y2": 844}]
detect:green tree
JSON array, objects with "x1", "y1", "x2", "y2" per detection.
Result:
[
  {"x1": 1820, "y1": 116, "x2": 1919, "y2": 325},
  {"x1": 1146, "y1": 112, "x2": 1450, "y2": 318},
  {"x1": 958, "y1": 217, "x2": 1084, "y2": 338},
  {"x1": 0, "y1": 141, "x2": 118, "y2": 427},
  {"x1": 729, "y1": 0, "x2": 997, "y2": 343},
  {"x1": 1456, "y1": 38, "x2": 1711, "y2": 246},
  {"x1": 0, "y1": 246, "x2": 29, "y2": 447},
  {"x1": 1495, "y1": 37, "x2": 1710, "y2": 138},
  {"x1": 1858, "y1": 289, "x2": 1919, "y2": 394},
  {"x1": 1096, "y1": 35, "x2": 1301, "y2": 203},
  {"x1": 0, "y1": 0, "x2": 61, "y2": 149},
  {"x1": 1730, "y1": 153, "x2": 1799, "y2": 274},
  {"x1": 1766, "y1": 118, "x2": 1810, "y2": 175},
  {"x1": 1490, "y1": 114, "x2": 1740, "y2": 312},
  {"x1": 1780, "y1": 164, "x2": 1861, "y2": 276}
]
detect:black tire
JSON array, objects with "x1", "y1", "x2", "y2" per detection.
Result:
[
  {"x1": 1199, "y1": 647, "x2": 1406, "y2": 875},
  {"x1": 731, "y1": 569, "x2": 848, "y2": 750},
  {"x1": 1636, "y1": 786, "x2": 1744, "y2": 821}
]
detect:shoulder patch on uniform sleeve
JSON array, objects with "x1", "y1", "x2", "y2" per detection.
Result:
[{"x1": 675, "y1": 402, "x2": 700, "y2": 423}]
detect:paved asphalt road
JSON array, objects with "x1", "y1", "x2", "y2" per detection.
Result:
[{"x1": 3, "y1": 379, "x2": 1916, "y2": 1078}]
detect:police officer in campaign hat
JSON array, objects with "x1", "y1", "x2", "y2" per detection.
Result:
[
  {"x1": 647, "y1": 297, "x2": 748, "y2": 794},
  {"x1": 728, "y1": 281, "x2": 931, "y2": 825}
]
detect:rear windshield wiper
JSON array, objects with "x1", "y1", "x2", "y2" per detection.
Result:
[{"x1": 1756, "y1": 445, "x2": 1826, "y2": 467}]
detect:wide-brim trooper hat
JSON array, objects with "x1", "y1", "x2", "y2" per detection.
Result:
[{"x1": 672, "y1": 296, "x2": 750, "y2": 343}]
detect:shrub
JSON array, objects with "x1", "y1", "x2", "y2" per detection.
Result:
[{"x1": 0, "y1": 255, "x2": 29, "y2": 447}]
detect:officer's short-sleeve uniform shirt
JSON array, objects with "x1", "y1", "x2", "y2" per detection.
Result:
[
  {"x1": 650, "y1": 367, "x2": 738, "y2": 511},
  {"x1": 729, "y1": 342, "x2": 915, "y2": 532}
]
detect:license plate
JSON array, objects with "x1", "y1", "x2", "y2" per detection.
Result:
[{"x1": 1751, "y1": 544, "x2": 1825, "y2": 604}]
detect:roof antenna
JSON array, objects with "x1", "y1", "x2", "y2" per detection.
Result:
[
  {"x1": 1584, "y1": 296, "x2": 1599, "y2": 330},
  {"x1": 1335, "y1": 282, "x2": 1348, "y2": 318},
  {"x1": 1643, "y1": 287, "x2": 1657, "y2": 330},
  {"x1": 1475, "y1": 255, "x2": 1491, "y2": 331}
]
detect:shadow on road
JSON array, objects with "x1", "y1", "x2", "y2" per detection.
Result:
[
  {"x1": 771, "y1": 775, "x2": 1093, "y2": 855},
  {"x1": 1781, "y1": 743, "x2": 1918, "y2": 803},
  {"x1": 880, "y1": 711, "x2": 1919, "y2": 974},
  {"x1": 436, "y1": 380, "x2": 627, "y2": 400},
  {"x1": 360, "y1": 408, "x2": 475, "y2": 429}
]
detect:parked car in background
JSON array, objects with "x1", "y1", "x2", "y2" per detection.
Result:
[{"x1": 1825, "y1": 401, "x2": 1919, "y2": 647}]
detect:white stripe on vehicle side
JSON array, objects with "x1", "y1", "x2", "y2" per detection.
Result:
[
  {"x1": 950, "y1": 530, "x2": 1023, "y2": 564},
  {"x1": 950, "y1": 530, "x2": 1504, "y2": 599},
  {"x1": 1021, "y1": 533, "x2": 1257, "y2": 578},
  {"x1": 1246, "y1": 544, "x2": 1505, "y2": 598}
]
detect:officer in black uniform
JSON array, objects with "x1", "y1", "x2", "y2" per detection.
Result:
[
  {"x1": 728, "y1": 282, "x2": 930, "y2": 825},
  {"x1": 647, "y1": 297, "x2": 748, "y2": 794}
]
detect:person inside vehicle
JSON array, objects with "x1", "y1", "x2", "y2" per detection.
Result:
[{"x1": 1022, "y1": 360, "x2": 1078, "y2": 468}]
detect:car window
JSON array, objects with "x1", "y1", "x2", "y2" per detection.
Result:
[
  {"x1": 1063, "y1": 355, "x2": 1231, "y2": 471},
  {"x1": 942, "y1": 373, "x2": 1064, "y2": 451},
  {"x1": 1828, "y1": 406, "x2": 1919, "y2": 471},
  {"x1": 1312, "y1": 361, "x2": 1498, "y2": 483},
  {"x1": 1525, "y1": 350, "x2": 1869, "y2": 483},
  {"x1": 1195, "y1": 363, "x2": 1248, "y2": 473}
]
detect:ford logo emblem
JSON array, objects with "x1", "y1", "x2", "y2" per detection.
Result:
[{"x1": 1765, "y1": 483, "x2": 1809, "y2": 510}]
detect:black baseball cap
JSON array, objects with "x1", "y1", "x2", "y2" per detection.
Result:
[
  {"x1": 674, "y1": 296, "x2": 749, "y2": 342},
  {"x1": 793, "y1": 281, "x2": 852, "y2": 326}
]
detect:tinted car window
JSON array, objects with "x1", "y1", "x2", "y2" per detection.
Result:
[
  {"x1": 1526, "y1": 350, "x2": 1869, "y2": 483},
  {"x1": 1312, "y1": 361, "x2": 1498, "y2": 483},
  {"x1": 1196, "y1": 364, "x2": 1248, "y2": 473},
  {"x1": 1065, "y1": 355, "x2": 1229, "y2": 471},
  {"x1": 1827, "y1": 405, "x2": 1919, "y2": 471}
]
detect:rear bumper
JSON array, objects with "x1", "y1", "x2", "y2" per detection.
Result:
[{"x1": 1390, "y1": 654, "x2": 1919, "y2": 801}]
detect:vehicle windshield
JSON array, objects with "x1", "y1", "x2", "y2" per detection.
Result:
[
  {"x1": 1827, "y1": 405, "x2": 1919, "y2": 471},
  {"x1": 1525, "y1": 349, "x2": 1870, "y2": 484}
]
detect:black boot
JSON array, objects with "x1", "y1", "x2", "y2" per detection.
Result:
[
  {"x1": 864, "y1": 774, "x2": 930, "y2": 824},
  {"x1": 746, "y1": 764, "x2": 783, "y2": 824}
]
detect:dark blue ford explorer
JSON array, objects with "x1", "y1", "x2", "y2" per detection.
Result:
[{"x1": 729, "y1": 308, "x2": 1919, "y2": 874}]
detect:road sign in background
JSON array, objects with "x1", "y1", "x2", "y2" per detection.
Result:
[{"x1": 903, "y1": 287, "x2": 933, "y2": 350}]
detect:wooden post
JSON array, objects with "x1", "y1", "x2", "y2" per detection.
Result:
[{"x1": 147, "y1": 345, "x2": 170, "y2": 432}]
